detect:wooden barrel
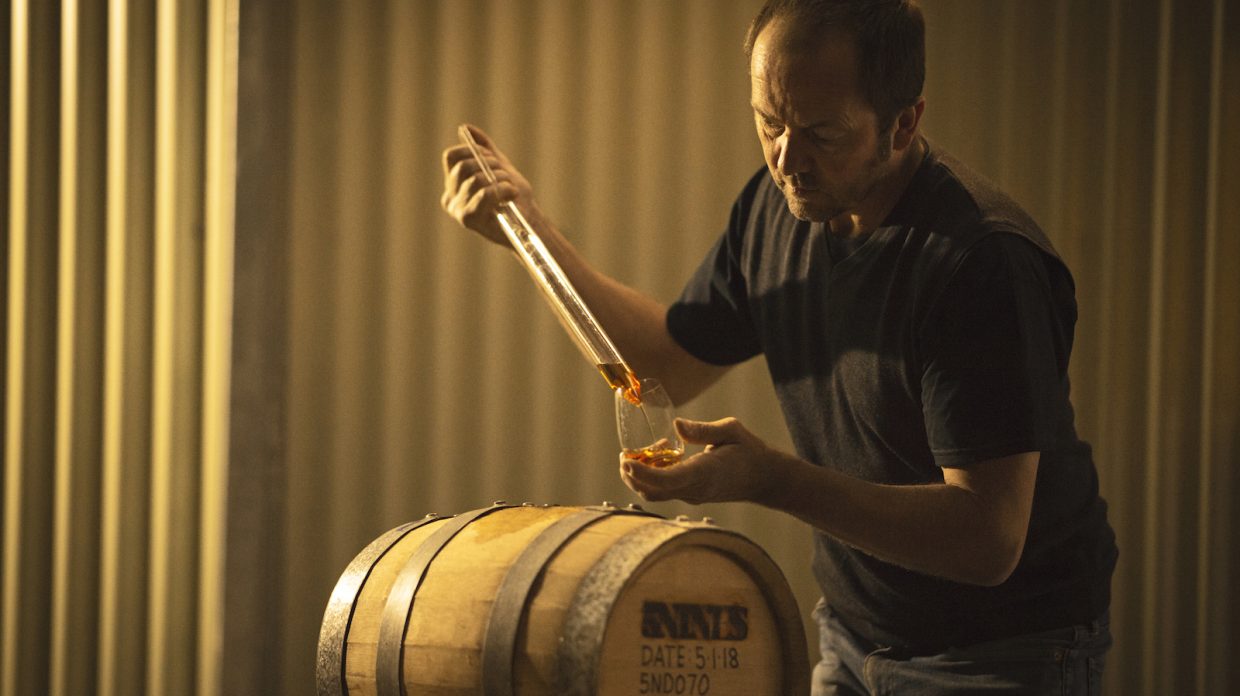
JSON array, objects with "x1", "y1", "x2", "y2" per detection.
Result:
[{"x1": 316, "y1": 502, "x2": 809, "y2": 696}]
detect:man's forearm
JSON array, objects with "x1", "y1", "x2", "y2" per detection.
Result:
[
  {"x1": 524, "y1": 218, "x2": 725, "y2": 404},
  {"x1": 760, "y1": 450, "x2": 1034, "y2": 586}
]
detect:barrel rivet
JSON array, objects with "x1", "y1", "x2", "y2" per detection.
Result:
[
  {"x1": 702, "y1": 517, "x2": 716, "y2": 525},
  {"x1": 493, "y1": 500, "x2": 508, "y2": 506},
  {"x1": 522, "y1": 501, "x2": 534, "y2": 507},
  {"x1": 626, "y1": 503, "x2": 644, "y2": 511},
  {"x1": 675, "y1": 515, "x2": 690, "y2": 522},
  {"x1": 424, "y1": 513, "x2": 437, "y2": 519},
  {"x1": 601, "y1": 501, "x2": 615, "y2": 508}
]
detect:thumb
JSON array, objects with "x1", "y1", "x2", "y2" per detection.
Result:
[{"x1": 674, "y1": 417, "x2": 744, "y2": 446}]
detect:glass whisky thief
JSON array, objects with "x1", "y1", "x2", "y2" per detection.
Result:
[
  {"x1": 458, "y1": 124, "x2": 642, "y2": 405},
  {"x1": 458, "y1": 125, "x2": 682, "y2": 467}
]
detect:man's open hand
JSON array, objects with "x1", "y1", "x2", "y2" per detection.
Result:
[{"x1": 619, "y1": 417, "x2": 781, "y2": 505}]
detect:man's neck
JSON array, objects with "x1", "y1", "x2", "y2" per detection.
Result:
[{"x1": 828, "y1": 136, "x2": 926, "y2": 238}]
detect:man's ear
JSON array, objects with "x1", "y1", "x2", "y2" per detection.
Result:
[{"x1": 892, "y1": 97, "x2": 926, "y2": 152}]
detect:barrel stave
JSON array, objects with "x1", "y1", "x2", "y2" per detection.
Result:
[{"x1": 318, "y1": 506, "x2": 808, "y2": 696}]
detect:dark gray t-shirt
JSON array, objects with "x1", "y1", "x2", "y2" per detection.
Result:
[{"x1": 667, "y1": 143, "x2": 1117, "y2": 651}]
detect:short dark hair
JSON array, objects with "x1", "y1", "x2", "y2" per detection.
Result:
[{"x1": 744, "y1": 0, "x2": 925, "y2": 132}]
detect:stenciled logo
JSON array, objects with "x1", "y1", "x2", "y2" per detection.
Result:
[{"x1": 640, "y1": 601, "x2": 749, "y2": 641}]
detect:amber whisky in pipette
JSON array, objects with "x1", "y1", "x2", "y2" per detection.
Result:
[{"x1": 597, "y1": 362, "x2": 643, "y2": 405}]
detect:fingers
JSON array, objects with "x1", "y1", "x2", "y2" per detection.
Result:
[
  {"x1": 441, "y1": 142, "x2": 521, "y2": 225},
  {"x1": 443, "y1": 123, "x2": 509, "y2": 176},
  {"x1": 461, "y1": 123, "x2": 509, "y2": 164},
  {"x1": 439, "y1": 124, "x2": 539, "y2": 248},
  {"x1": 442, "y1": 144, "x2": 501, "y2": 178},
  {"x1": 619, "y1": 417, "x2": 765, "y2": 506},
  {"x1": 442, "y1": 148, "x2": 508, "y2": 192},
  {"x1": 440, "y1": 162, "x2": 514, "y2": 209},
  {"x1": 674, "y1": 417, "x2": 747, "y2": 446},
  {"x1": 441, "y1": 126, "x2": 530, "y2": 238},
  {"x1": 440, "y1": 159, "x2": 518, "y2": 223},
  {"x1": 442, "y1": 181, "x2": 519, "y2": 238},
  {"x1": 461, "y1": 123, "x2": 492, "y2": 146},
  {"x1": 618, "y1": 453, "x2": 702, "y2": 504},
  {"x1": 619, "y1": 458, "x2": 667, "y2": 501},
  {"x1": 620, "y1": 458, "x2": 676, "y2": 502}
]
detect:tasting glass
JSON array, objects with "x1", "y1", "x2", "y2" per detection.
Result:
[{"x1": 615, "y1": 378, "x2": 684, "y2": 468}]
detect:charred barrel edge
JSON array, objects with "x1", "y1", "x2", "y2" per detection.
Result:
[{"x1": 315, "y1": 516, "x2": 441, "y2": 696}]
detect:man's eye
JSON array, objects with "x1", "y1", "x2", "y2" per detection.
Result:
[{"x1": 761, "y1": 120, "x2": 782, "y2": 136}]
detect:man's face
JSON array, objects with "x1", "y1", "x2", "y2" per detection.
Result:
[{"x1": 750, "y1": 20, "x2": 891, "y2": 222}]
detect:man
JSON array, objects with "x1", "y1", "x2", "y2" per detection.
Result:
[{"x1": 441, "y1": 1, "x2": 1117, "y2": 693}]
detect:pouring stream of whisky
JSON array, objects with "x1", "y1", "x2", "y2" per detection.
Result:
[{"x1": 598, "y1": 362, "x2": 642, "y2": 405}]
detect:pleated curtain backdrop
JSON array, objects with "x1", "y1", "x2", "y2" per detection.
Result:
[
  {"x1": 3, "y1": 1, "x2": 1239, "y2": 696},
  {"x1": 3, "y1": 0, "x2": 238, "y2": 695}
]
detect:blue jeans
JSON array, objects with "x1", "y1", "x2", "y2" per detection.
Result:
[{"x1": 812, "y1": 599, "x2": 1111, "y2": 695}]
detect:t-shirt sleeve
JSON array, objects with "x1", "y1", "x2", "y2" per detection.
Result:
[
  {"x1": 665, "y1": 180, "x2": 764, "y2": 366},
  {"x1": 919, "y1": 231, "x2": 1075, "y2": 468}
]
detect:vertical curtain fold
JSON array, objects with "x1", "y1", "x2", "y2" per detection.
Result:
[
  {"x1": 3, "y1": 0, "x2": 237, "y2": 694},
  {"x1": 197, "y1": 0, "x2": 239, "y2": 691},
  {"x1": 4, "y1": 1, "x2": 60, "y2": 695},
  {"x1": 100, "y1": 1, "x2": 155, "y2": 692},
  {"x1": 50, "y1": 2, "x2": 105, "y2": 695},
  {"x1": 1196, "y1": 2, "x2": 1240, "y2": 691}
]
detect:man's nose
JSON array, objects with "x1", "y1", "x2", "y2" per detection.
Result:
[{"x1": 776, "y1": 130, "x2": 810, "y2": 176}]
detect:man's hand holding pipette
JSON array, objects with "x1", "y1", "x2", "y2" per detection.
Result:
[
  {"x1": 441, "y1": 124, "x2": 546, "y2": 248},
  {"x1": 439, "y1": 124, "x2": 733, "y2": 413}
]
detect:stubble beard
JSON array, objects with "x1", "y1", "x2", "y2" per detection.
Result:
[
  {"x1": 781, "y1": 184, "x2": 842, "y2": 222},
  {"x1": 779, "y1": 139, "x2": 893, "y2": 223}
]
